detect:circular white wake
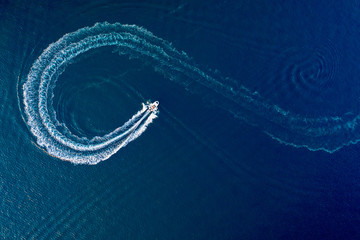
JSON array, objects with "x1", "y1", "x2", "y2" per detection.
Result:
[
  {"x1": 23, "y1": 22, "x2": 360, "y2": 164},
  {"x1": 23, "y1": 23, "x2": 162, "y2": 164}
]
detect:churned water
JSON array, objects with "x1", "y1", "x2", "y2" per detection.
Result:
[{"x1": 1, "y1": 0, "x2": 360, "y2": 239}]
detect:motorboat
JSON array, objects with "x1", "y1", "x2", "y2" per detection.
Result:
[{"x1": 148, "y1": 101, "x2": 159, "y2": 112}]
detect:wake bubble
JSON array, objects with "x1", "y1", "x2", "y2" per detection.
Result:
[{"x1": 23, "y1": 22, "x2": 360, "y2": 164}]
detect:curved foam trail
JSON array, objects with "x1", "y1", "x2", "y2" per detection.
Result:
[
  {"x1": 23, "y1": 22, "x2": 360, "y2": 164},
  {"x1": 24, "y1": 23, "x2": 168, "y2": 164}
]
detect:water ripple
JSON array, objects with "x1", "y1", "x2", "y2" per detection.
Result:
[{"x1": 21, "y1": 22, "x2": 360, "y2": 164}]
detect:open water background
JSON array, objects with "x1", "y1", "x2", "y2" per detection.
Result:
[{"x1": 0, "y1": 0, "x2": 360, "y2": 239}]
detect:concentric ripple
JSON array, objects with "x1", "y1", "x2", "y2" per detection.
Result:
[
  {"x1": 257, "y1": 42, "x2": 340, "y2": 114},
  {"x1": 283, "y1": 45, "x2": 338, "y2": 98},
  {"x1": 22, "y1": 22, "x2": 360, "y2": 164}
]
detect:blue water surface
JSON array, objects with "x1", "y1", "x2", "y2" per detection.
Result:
[{"x1": 0, "y1": 0, "x2": 360, "y2": 239}]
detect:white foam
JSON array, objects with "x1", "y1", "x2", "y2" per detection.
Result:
[{"x1": 23, "y1": 22, "x2": 360, "y2": 164}]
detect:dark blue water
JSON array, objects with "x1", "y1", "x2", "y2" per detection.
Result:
[{"x1": 1, "y1": 0, "x2": 360, "y2": 239}]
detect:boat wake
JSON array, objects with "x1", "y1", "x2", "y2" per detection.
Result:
[{"x1": 23, "y1": 22, "x2": 360, "y2": 164}]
